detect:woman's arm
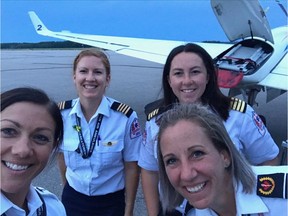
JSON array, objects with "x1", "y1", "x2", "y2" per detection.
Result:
[
  {"x1": 258, "y1": 155, "x2": 279, "y2": 165},
  {"x1": 57, "y1": 152, "x2": 67, "y2": 186},
  {"x1": 141, "y1": 168, "x2": 160, "y2": 216},
  {"x1": 124, "y1": 161, "x2": 140, "y2": 216}
]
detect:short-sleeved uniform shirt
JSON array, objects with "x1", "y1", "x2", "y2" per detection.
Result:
[
  {"x1": 138, "y1": 98, "x2": 279, "y2": 171},
  {"x1": 1, "y1": 185, "x2": 66, "y2": 216},
  {"x1": 60, "y1": 96, "x2": 142, "y2": 196}
]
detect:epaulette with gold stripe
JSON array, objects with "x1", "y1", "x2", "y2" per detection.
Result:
[
  {"x1": 230, "y1": 97, "x2": 247, "y2": 113},
  {"x1": 257, "y1": 173, "x2": 287, "y2": 199},
  {"x1": 58, "y1": 100, "x2": 73, "y2": 110},
  {"x1": 145, "y1": 99, "x2": 165, "y2": 121},
  {"x1": 111, "y1": 102, "x2": 133, "y2": 118},
  {"x1": 147, "y1": 108, "x2": 160, "y2": 121}
]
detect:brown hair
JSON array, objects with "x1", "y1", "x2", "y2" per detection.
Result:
[{"x1": 73, "y1": 49, "x2": 111, "y2": 76}]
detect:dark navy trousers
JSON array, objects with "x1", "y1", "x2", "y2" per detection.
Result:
[{"x1": 62, "y1": 183, "x2": 125, "y2": 216}]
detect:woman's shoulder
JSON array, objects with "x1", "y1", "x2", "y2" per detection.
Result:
[
  {"x1": 58, "y1": 98, "x2": 77, "y2": 111},
  {"x1": 229, "y1": 97, "x2": 248, "y2": 113},
  {"x1": 144, "y1": 98, "x2": 166, "y2": 121},
  {"x1": 34, "y1": 186, "x2": 61, "y2": 201},
  {"x1": 252, "y1": 166, "x2": 288, "y2": 199},
  {"x1": 35, "y1": 187, "x2": 66, "y2": 215},
  {"x1": 106, "y1": 96, "x2": 135, "y2": 118},
  {"x1": 254, "y1": 169, "x2": 288, "y2": 214}
]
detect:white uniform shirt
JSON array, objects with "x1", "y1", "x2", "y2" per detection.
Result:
[
  {"x1": 186, "y1": 166, "x2": 288, "y2": 216},
  {"x1": 0, "y1": 185, "x2": 66, "y2": 216},
  {"x1": 138, "y1": 103, "x2": 279, "y2": 171},
  {"x1": 138, "y1": 112, "x2": 162, "y2": 171},
  {"x1": 60, "y1": 96, "x2": 141, "y2": 196},
  {"x1": 223, "y1": 105, "x2": 279, "y2": 164}
]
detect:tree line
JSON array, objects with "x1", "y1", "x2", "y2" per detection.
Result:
[{"x1": 1, "y1": 41, "x2": 93, "y2": 49}]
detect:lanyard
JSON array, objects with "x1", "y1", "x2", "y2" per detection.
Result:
[
  {"x1": 75, "y1": 113, "x2": 103, "y2": 159},
  {"x1": 35, "y1": 190, "x2": 46, "y2": 216}
]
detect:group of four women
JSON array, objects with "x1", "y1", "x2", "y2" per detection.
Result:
[{"x1": 1, "y1": 43, "x2": 286, "y2": 216}]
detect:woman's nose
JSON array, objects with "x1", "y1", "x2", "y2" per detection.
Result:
[
  {"x1": 11, "y1": 137, "x2": 33, "y2": 158},
  {"x1": 183, "y1": 73, "x2": 193, "y2": 84},
  {"x1": 180, "y1": 161, "x2": 197, "y2": 181},
  {"x1": 86, "y1": 71, "x2": 96, "y2": 81}
]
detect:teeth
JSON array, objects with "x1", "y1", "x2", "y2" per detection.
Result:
[
  {"x1": 186, "y1": 182, "x2": 205, "y2": 193},
  {"x1": 84, "y1": 85, "x2": 96, "y2": 89},
  {"x1": 5, "y1": 162, "x2": 29, "y2": 171},
  {"x1": 182, "y1": 89, "x2": 194, "y2": 93}
]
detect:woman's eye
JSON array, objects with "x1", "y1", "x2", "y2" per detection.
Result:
[
  {"x1": 173, "y1": 71, "x2": 183, "y2": 76},
  {"x1": 191, "y1": 70, "x2": 200, "y2": 74},
  {"x1": 94, "y1": 70, "x2": 103, "y2": 75},
  {"x1": 1, "y1": 128, "x2": 17, "y2": 137},
  {"x1": 79, "y1": 69, "x2": 87, "y2": 73},
  {"x1": 192, "y1": 150, "x2": 204, "y2": 158},
  {"x1": 165, "y1": 157, "x2": 177, "y2": 166},
  {"x1": 33, "y1": 134, "x2": 51, "y2": 145}
]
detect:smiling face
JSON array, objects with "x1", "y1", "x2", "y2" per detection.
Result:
[
  {"x1": 168, "y1": 52, "x2": 209, "y2": 104},
  {"x1": 1, "y1": 102, "x2": 55, "y2": 199},
  {"x1": 160, "y1": 119, "x2": 232, "y2": 210},
  {"x1": 73, "y1": 55, "x2": 110, "y2": 102}
]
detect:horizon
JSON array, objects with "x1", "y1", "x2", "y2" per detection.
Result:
[{"x1": 2, "y1": 0, "x2": 287, "y2": 44}]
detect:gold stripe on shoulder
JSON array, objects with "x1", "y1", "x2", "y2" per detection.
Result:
[
  {"x1": 230, "y1": 97, "x2": 247, "y2": 113},
  {"x1": 111, "y1": 101, "x2": 133, "y2": 118},
  {"x1": 58, "y1": 101, "x2": 65, "y2": 110},
  {"x1": 118, "y1": 103, "x2": 131, "y2": 115},
  {"x1": 57, "y1": 100, "x2": 73, "y2": 110},
  {"x1": 148, "y1": 108, "x2": 159, "y2": 121}
]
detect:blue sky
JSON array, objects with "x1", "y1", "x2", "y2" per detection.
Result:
[{"x1": 1, "y1": 0, "x2": 287, "y2": 43}]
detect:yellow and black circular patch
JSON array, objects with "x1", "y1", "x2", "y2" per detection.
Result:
[{"x1": 258, "y1": 176, "x2": 275, "y2": 196}]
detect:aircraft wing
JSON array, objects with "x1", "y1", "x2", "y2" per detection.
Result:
[
  {"x1": 28, "y1": 11, "x2": 232, "y2": 64},
  {"x1": 259, "y1": 53, "x2": 288, "y2": 90}
]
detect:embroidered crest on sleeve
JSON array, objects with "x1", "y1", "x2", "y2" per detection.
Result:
[
  {"x1": 257, "y1": 173, "x2": 287, "y2": 199},
  {"x1": 252, "y1": 111, "x2": 266, "y2": 136},
  {"x1": 258, "y1": 176, "x2": 275, "y2": 196},
  {"x1": 130, "y1": 118, "x2": 141, "y2": 139}
]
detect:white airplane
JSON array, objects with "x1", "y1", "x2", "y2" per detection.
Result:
[{"x1": 28, "y1": 0, "x2": 288, "y2": 106}]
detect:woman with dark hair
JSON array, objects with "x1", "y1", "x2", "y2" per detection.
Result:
[
  {"x1": 157, "y1": 103, "x2": 287, "y2": 215},
  {"x1": 138, "y1": 43, "x2": 279, "y2": 215},
  {"x1": 1, "y1": 87, "x2": 66, "y2": 215}
]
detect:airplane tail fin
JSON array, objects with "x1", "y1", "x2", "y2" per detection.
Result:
[{"x1": 28, "y1": 11, "x2": 51, "y2": 36}]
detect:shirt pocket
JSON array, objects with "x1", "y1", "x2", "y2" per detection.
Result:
[
  {"x1": 62, "y1": 139, "x2": 83, "y2": 171},
  {"x1": 95, "y1": 139, "x2": 124, "y2": 168},
  {"x1": 63, "y1": 150, "x2": 85, "y2": 171}
]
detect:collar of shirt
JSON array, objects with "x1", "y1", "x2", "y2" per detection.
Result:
[
  {"x1": 187, "y1": 181, "x2": 268, "y2": 216},
  {"x1": 1, "y1": 185, "x2": 43, "y2": 216},
  {"x1": 235, "y1": 181, "x2": 268, "y2": 215},
  {"x1": 252, "y1": 165, "x2": 288, "y2": 174},
  {"x1": 69, "y1": 96, "x2": 111, "y2": 120}
]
